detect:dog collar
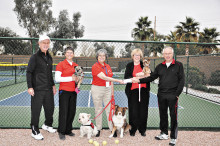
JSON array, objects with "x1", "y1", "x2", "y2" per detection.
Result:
[{"x1": 82, "y1": 122, "x2": 94, "y2": 129}]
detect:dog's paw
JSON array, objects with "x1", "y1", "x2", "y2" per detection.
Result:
[
  {"x1": 109, "y1": 134, "x2": 113, "y2": 138},
  {"x1": 79, "y1": 135, "x2": 83, "y2": 138},
  {"x1": 120, "y1": 134, "x2": 123, "y2": 138}
]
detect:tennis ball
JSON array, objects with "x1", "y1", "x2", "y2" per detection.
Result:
[
  {"x1": 89, "y1": 139, "x2": 93, "y2": 144},
  {"x1": 94, "y1": 142, "x2": 99, "y2": 146},
  {"x1": 93, "y1": 141, "x2": 98, "y2": 145},
  {"x1": 102, "y1": 140, "x2": 107, "y2": 145},
  {"x1": 115, "y1": 139, "x2": 119, "y2": 144}
]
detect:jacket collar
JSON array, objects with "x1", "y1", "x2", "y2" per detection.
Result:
[
  {"x1": 162, "y1": 59, "x2": 175, "y2": 65},
  {"x1": 97, "y1": 61, "x2": 106, "y2": 68}
]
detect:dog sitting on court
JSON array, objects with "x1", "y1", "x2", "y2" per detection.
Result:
[
  {"x1": 142, "y1": 58, "x2": 151, "y2": 75},
  {"x1": 78, "y1": 113, "x2": 98, "y2": 139},
  {"x1": 109, "y1": 105, "x2": 131, "y2": 138},
  {"x1": 74, "y1": 66, "x2": 84, "y2": 93}
]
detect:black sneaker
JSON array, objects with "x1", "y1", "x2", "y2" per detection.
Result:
[
  {"x1": 129, "y1": 130, "x2": 135, "y2": 136},
  {"x1": 67, "y1": 132, "x2": 75, "y2": 136},
  {"x1": 59, "y1": 133, "x2": 65, "y2": 140},
  {"x1": 141, "y1": 132, "x2": 146, "y2": 137},
  {"x1": 96, "y1": 130, "x2": 100, "y2": 137}
]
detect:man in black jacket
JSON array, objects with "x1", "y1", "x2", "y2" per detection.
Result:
[
  {"x1": 132, "y1": 46, "x2": 185, "y2": 146},
  {"x1": 26, "y1": 35, "x2": 57, "y2": 140}
]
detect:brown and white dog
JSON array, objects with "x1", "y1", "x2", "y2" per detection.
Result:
[
  {"x1": 109, "y1": 105, "x2": 131, "y2": 138},
  {"x1": 142, "y1": 58, "x2": 151, "y2": 75},
  {"x1": 74, "y1": 66, "x2": 84, "y2": 93}
]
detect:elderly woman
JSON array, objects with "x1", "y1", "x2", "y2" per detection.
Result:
[
  {"x1": 91, "y1": 49, "x2": 124, "y2": 137},
  {"x1": 55, "y1": 47, "x2": 78, "y2": 140},
  {"x1": 124, "y1": 48, "x2": 150, "y2": 137}
]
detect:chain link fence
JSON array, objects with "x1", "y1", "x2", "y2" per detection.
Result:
[{"x1": 0, "y1": 37, "x2": 219, "y2": 129}]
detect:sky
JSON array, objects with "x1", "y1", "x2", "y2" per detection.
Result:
[{"x1": 0, "y1": 0, "x2": 220, "y2": 40}]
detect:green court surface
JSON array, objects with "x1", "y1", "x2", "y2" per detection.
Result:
[{"x1": 0, "y1": 82, "x2": 220, "y2": 129}]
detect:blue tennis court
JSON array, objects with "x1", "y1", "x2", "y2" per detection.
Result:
[
  {"x1": 0, "y1": 90, "x2": 183, "y2": 109},
  {"x1": 0, "y1": 77, "x2": 14, "y2": 82}
]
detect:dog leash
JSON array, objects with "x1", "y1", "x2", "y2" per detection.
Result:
[{"x1": 92, "y1": 95, "x2": 115, "y2": 121}]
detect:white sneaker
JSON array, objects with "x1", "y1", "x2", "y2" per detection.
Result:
[
  {"x1": 31, "y1": 133, "x2": 44, "y2": 140},
  {"x1": 155, "y1": 133, "x2": 169, "y2": 140},
  {"x1": 169, "y1": 139, "x2": 177, "y2": 145},
  {"x1": 42, "y1": 124, "x2": 56, "y2": 133}
]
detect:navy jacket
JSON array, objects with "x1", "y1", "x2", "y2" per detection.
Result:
[
  {"x1": 26, "y1": 49, "x2": 55, "y2": 91},
  {"x1": 139, "y1": 60, "x2": 185, "y2": 97}
]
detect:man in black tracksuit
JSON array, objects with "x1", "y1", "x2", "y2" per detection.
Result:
[
  {"x1": 132, "y1": 46, "x2": 184, "y2": 146},
  {"x1": 26, "y1": 35, "x2": 57, "y2": 140}
]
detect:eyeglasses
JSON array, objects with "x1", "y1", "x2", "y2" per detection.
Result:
[
  {"x1": 98, "y1": 55, "x2": 106, "y2": 57},
  {"x1": 66, "y1": 52, "x2": 73, "y2": 54},
  {"x1": 134, "y1": 54, "x2": 140, "y2": 57},
  {"x1": 163, "y1": 53, "x2": 172, "y2": 55}
]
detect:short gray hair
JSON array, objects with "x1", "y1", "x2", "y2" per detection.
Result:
[
  {"x1": 96, "y1": 49, "x2": 108, "y2": 59},
  {"x1": 162, "y1": 46, "x2": 174, "y2": 54}
]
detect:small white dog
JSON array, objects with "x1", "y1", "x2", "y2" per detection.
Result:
[{"x1": 78, "y1": 113, "x2": 98, "y2": 139}]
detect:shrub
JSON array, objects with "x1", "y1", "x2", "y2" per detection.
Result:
[
  {"x1": 184, "y1": 65, "x2": 206, "y2": 87},
  {"x1": 208, "y1": 88, "x2": 220, "y2": 94},
  {"x1": 208, "y1": 70, "x2": 220, "y2": 86},
  {"x1": 192, "y1": 84, "x2": 209, "y2": 92}
]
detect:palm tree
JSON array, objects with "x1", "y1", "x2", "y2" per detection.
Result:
[
  {"x1": 175, "y1": 17, "x2": 200, "y2": 55},
  {"x1": 149, "y1": 33, "x2": 165, "y2": 57},
  {"x1": 199, "y1": 27, "x2": 220, "y2": 54},
  {"x1": 132, "y1": 16, "x2": 153, "y2": 56}
]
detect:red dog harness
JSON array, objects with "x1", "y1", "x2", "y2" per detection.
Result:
[{"x1": 82, "y1": 121, "x2": 95, "y2": 129}]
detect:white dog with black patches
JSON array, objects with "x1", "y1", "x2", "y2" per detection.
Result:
[
  {"x1": 109, "y1": 105, "x2": 131, "y2": 138},
  {"x1": 78, "y1": 113, "x2": 98, "y2": 139}
]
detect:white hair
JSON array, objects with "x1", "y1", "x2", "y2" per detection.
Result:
[{"x1": 162, "y1": 46, "x2": 174, "y2": 54}]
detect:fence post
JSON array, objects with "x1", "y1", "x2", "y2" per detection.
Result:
[
  {"x1": 32, "y1": 39, "x2": 37, "y2": 54},
  {"x1": 185, "y1": 55, "x2": 189, "y2": 94},
  {"x1": 15, "y1": 66, "x2": 17, "y2": 84},
  {"x1": 174, "y1": 42, "x2": 177, "y2": 60},
  {"x1": 12, "y1": 57, "x2": 14, "y2": 76}
]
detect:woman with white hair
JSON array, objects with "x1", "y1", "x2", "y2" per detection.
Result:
[
  {"x1": 91, "y1": 49, "x2": 124, "y2": 137},
  {"x1": 124, "y1": 48, "x2": 150, "y2": 137}
]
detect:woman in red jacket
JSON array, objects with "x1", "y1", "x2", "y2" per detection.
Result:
[{"x1": 55, "y1": 47, "x2": 78, "y2": 140}]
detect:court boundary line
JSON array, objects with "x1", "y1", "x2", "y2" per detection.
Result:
[
  {"x1": 182, "y1": 92, "x2": 220, "y2": 106},
  {"x1": 0, "y1": 90, "x2": 27, "y2": 103}
]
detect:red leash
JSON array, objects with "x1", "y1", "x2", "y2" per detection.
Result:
[{"x1": 93, "y1": 95, "x2": 115, "y2": 121}]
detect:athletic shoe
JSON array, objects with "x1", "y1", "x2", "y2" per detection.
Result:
[
  {"x1": 169, "y1": 139, "x2": 176, "y2": 145},
  {"x1": 31, "y1": 125, "x2": 43, "y2": 140},
  {"x1": 155, "y1": 133, "x2": 169, "y2": 140},
  {"x1": 67, "y1": 132, "x2": 75, "y2": 136},
  {"x1": 42, "y1": 124, "x2": 56, "y2": 133},
  {"x1": 31, "y1": 133, "x2": 44, "y2": 140},
  {"x1": 58, "y1": 133, "x2": 65, "y2": 140}
]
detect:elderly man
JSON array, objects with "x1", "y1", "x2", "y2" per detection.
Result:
[
  {"x1": 26, "y1": 35, "x2": 57, "y2": 140},
  {"x1": 132, "y1": 46, "x2": 185, "y2": 146}
]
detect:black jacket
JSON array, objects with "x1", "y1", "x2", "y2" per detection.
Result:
[
  {"x1": 139, "y1": 60, "x2": 185, "y2": 97},
  {"x1": 124, "y1": 61, "x2": 150, "y2": 97},
  {"x1": 26, "y1": 49, "x2": 55, "y2": 91}
]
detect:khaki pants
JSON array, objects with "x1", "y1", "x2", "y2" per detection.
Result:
[{"x1": 91, "y1": 85, "x2": 113, "y2": 131}]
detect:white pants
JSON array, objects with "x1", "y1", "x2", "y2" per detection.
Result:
[{"x1": 91, "y1": 85, "x2": 113, "y2": 131}]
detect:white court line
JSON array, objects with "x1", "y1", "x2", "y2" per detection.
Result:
[
  {"x1": 182, "y1": 92, "x2": 220, "y2": 106},
  {"x1": 0, "y1": 90, "x2": 27, "y2": 103}
]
